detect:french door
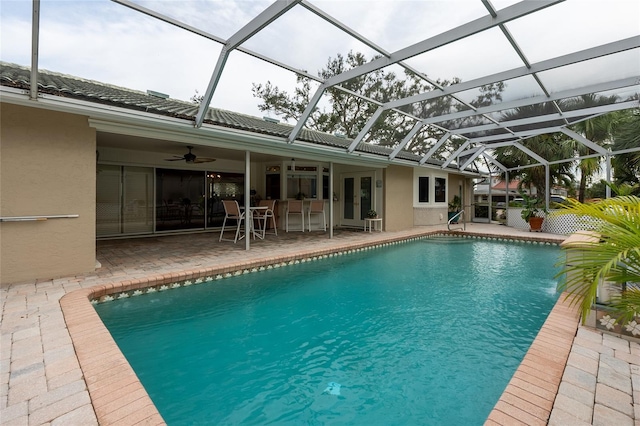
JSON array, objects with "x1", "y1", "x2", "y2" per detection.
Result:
[{"x1": 341, "y1": 172, "x2": 374, "y2": 227}]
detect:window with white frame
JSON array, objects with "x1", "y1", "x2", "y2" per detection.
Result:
[{"x1": 414, "y1": 170, "x2": 447, "y2": 206}]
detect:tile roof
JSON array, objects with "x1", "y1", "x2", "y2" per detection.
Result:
[{"x1": 0, "y1": 62, "x2": 447, "y2": 168}]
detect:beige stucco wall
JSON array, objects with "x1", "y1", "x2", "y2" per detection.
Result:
[
  {"x1": 1, "y1": 103, "x2": 96, "y2": 284},
  {"x1": 383, "y1": 165, "x2": 413, "y2": 231}
]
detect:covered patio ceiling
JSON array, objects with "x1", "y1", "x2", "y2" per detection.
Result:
[{"x1": 25, "y1": 0, "x2": 640, "y2": 174}]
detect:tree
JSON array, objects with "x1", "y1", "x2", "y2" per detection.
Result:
[
  {"x1": 190, "y1": 90, "x2": 204, "y2": 104},
  {"x1": 554, "y1": 196, "x2": 640, "y2": 329},
  {"x1": 611, "y1": 108, "x2": 640, "y2": 185},
  {"x1": 252, "y1": 51, "x2": 504, "y2": 159},
  {"x1": 566, "y1": 94, "x2": 619, "y2": 203},
  {"x1": 492, "y1": 102, "x2": 575, "y2": 197}
]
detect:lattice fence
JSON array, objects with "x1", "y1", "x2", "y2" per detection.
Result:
[{"x1": 506, "y1": 208, "x2": 601, "y2": 235}]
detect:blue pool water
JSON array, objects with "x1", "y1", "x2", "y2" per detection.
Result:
[{"x1": 96, "y1": 238, "x2": 560, "y2": 425}]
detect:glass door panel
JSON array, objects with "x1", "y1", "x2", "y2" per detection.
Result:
[
  {"x1": 344, "y1": 177, "x2": 354, "y2": 219},
  {"x1": 360, "y1": 176, "x2": 372, "y2": 220},
  {"x1": 122, "y1": 167, "x2": 153, "y2": 234},
  {"x1": 207, "y1": 172, "x2": 244, "y2": 228},
  {"x1": 156, "y1": 169, "x2": 205, "y2": 232},
  {"x1": 96, "y1": 165, "x2": 122, "y2": 236},
  {"x1": 341, "y1": 173, "x2": 374, "y2": 227},
  {"x1": 96, "y1": 165, "x2": 154, "y2": 236}
]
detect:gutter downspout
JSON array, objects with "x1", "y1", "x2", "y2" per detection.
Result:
[{"x1": 30, "y1": 0, "x2": 40, "y2": 100}]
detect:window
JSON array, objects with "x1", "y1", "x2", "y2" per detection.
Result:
[
  {"x1": 435, "y1": 177, "x2": 446, "y2": 203},
  {"x1": 418, "y1": 176, "x2": 429, "y2": 202},
  {"x1": 265, "y1": 173, "x2": 280, "y2": 200},
  {"x1": 287, "y1": 173, "x2": 317, "y2": 199}
]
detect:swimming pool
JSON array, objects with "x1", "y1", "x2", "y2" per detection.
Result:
[{"x1": 96, "y1": 237, "x2": 560, "y2": 425}]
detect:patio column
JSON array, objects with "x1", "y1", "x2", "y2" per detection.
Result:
[
  {"x1": 505, "y1": 170, "x2": 509, "y2": 223},
  {"x1": 329, "y1": 162, "x2": 334, "y2": 238},
  {"x1": 545, "y1": 164, "x2": 550, "y2": 210},
  {"x1": 605, "y1": 154, "x2": 612, "y2": 199},
  {"x1": 245, "y1": 150, "x2": 250, "y2": 251}
]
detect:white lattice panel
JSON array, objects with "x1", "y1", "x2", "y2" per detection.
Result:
[{"x1": 506, "y1": 209, "x2": 601, "y2": 235}]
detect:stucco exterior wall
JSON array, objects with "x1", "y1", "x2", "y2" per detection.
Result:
[
  {"x1": 383, "y1": 165, "x2": 413, "y2": 231},
  {"x1": 1, "y1": 103, "x2": 96, "y2": 284}
]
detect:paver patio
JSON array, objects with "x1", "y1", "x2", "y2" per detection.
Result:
[{"x1": 1, "y1": 224, "x2": 638, "y2": 425}]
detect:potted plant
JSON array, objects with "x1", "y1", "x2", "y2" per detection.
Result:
[
  {"x1": 367, "y1": 209, "x2": 378, "y2": 219},
  {"x1": 448, "y1": 195, "x2": 462, "y2": 223},
  {"x1": 519, "y1": 192, "x2": 546, "y2": 231}
]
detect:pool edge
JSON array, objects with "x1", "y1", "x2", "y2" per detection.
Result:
[{"x1": 60, "y1": 230, "x2": 569, "y2": 425}]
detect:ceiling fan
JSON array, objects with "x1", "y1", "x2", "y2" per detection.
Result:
[{"x1": 164, "y1": 146, "x2": 216, "y2": 164}]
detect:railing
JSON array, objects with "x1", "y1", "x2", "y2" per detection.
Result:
[
  {"x1": 447, "y1": 210, "x2": 465, "y2": 231},
  {"x1": 0, "y1": 214, "x2": 79, "y2": 222}
]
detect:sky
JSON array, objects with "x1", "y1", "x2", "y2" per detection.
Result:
[{"x1": 1, "y1": 0, "x2": 639, "y2": 122}]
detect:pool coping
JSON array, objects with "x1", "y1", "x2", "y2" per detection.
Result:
[{"x1": 59, "y1": 230, "x2": 573, "y2": 425}]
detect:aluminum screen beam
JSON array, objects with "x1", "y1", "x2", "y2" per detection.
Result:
[
  {"x1": 420, "y1": 132, "x2": 452, "y2": 164},
  {"x1": 560, "y1": 128, "x2": 608, "y2": 155},
  {"x1": 384, "y1": 36, "x2": 639, "y2": 111},
  {"x1": 442, "y1": 140, "x2": 471, "y2": 168},
  {"x1": 449, "y1": 100, "x2": 639, "y2": 136},
  {"x1": 513, "y1": 142, "x2": 549, "y2": 165},
  {"x1": 460, "y1": 147, "x2": 486, "y2": 170},
  {"x1": 195, "y1": 0, "x2": 301, "y2": 127},
  {"x1": 30, "y1": 0, "x2": 40, "y2": 101},
  {"x1": 323, "y1": 1, "x2": 563, "y2": 88},
  {"x1": 289, "y1": 1, "x2": 563, "y2": 144},
  {"x1": 481, "y1": 152, "x2": 507, "y2": 172},
  {"x1": 115, "y1": 0, "x2": 325, "y2": 81},
  {"x1": 390, "y1": 122, "x2": 424, "y2": 160},
  {"x1": 420, "y1": 77, "x2": 639, "y2": 130},
  {"x1": 347, "y1": 107, "x2": 384, "y2": 152}
]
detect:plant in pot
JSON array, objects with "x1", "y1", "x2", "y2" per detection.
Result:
[
  {"x1": 519, "y1": 192, "x2": 547, "y2": 232},
  {"x1": 367, "y1": 209, "x2": 378, "y2": 219},
  {"x1": 448, "y1": 195, "x2": 462, "y2": 223}
]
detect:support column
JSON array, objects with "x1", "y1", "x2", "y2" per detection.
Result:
[
  {"x1": 329, "y1": 162, "x2": 334, "y2": 238},
  {"x1": 245, "y1": 150, "x2": 250, "y2": 251},
  {"x1": 545, "y1": 164, "x2": 550, "y2": 210},
  {"x1": 605, "y1": 154, "x2": 612, "y2": 199},
  {"x1": 505, "y1": 170, "x2": 509, "y2": 224}
]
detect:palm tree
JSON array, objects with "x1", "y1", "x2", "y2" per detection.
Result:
[
  {"x1": 554, "y1": 196, "x2": 640, "y2": 327},
  {"x1": 493, "y1": 133, "x2": 574, "y2": 197},
  {"x1": 566, "y1": 94, "x2": 619, "y2": 202},
  {"x1": 611, "y1": 108, "x2": 640, "y2": 186}
]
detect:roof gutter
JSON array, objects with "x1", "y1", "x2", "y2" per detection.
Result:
[{"x1": 1, "y1": 85, "x2": 482, "y2": 175}]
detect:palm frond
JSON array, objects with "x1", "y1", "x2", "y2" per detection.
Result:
[{"x1": 554, "y1": 196, "x2": 640, "y2": 323}]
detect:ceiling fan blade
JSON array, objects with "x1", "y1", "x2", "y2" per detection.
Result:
[
  {"x1": 193, "y1": 158, "x2": 216, "y2": 163},
  {"x1": 164, "y1": 157, "x2": 185, "y2": 161}
]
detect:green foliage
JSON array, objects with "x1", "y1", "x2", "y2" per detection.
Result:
[
  {"x1": 603, "y1": 180, "x2": 640, "y2": 196},
  {"x1": 493, "y1": 105, "x2": 575, "y2": 196},
  {"x1": 554, "y1": 196, "x2": 640, "y2": 324},
  {"x1": 448, "y1": 195, "x2": 461, "y2": 212},
  {"x1": 612, "y1": 108, "x2": 640, "y2": 185},
  {"x1": 367, "y1": 209, "x2": 377, "y2": 218},
  {"x1": 252, "y1": 51, "x2": 504, "y2": 159},
  {"x1": 518, "y1": 192, "x2": 546, "y2": 222}
]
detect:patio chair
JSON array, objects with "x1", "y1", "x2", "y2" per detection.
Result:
[
  {"x1": 285, "y1": 200, "x2": 304, "y2": 232},
  {"x1": 307, "y1": 200, "x2": 326, "y2": 231},
  {"x1": 219, "y1": 200, "x2": 245, "y2": 243},
  {"x1": 253, "y1": 199, "x2": 277, "y2": 237}
]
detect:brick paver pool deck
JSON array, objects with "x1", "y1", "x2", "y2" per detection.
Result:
[{"x1": 1, "y1": 224, "x2": 638, "y2": 425}]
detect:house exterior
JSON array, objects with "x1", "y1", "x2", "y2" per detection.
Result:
[{"x1": 1, "y1": 62, "x2": 477, "y2": 284}]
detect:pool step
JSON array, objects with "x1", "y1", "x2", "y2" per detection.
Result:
[{"x1": 423, "y1": 236, "x2": 469, "y2": 244}]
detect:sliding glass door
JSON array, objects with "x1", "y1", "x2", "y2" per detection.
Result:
[
  {"x1": 155, "y1": 169, "x2": 206, "y2": 232},
  {"x1": 96, "y1": 165, "x2": 154, "y2": 237}
]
